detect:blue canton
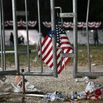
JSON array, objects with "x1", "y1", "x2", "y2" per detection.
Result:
[{"x1": 48, "y1": 25, "x2": 65, "y2": 47}]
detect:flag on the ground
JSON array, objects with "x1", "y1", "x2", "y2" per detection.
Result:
[
  {"x1": 38, "y1": 25, "x2": 73, "y2": 74},
  {"x1": 13, "y1": 76, "x2": 37, "y2": 92},
  {"x1": 15, "y1": 76, "x2": 23, "y2": 87}
]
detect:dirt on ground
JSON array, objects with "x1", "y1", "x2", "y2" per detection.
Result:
[{"x1": 0, "y1": 65, "x2": 103, "y2": 103}]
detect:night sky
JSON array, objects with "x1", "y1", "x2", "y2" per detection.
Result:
[{"x1": 2, "y1": 0, "x2": 103, "y2": 22}]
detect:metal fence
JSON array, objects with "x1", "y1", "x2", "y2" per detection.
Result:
[{"x1": 1, "y1": 0, "x2": 102, "y2": 78}]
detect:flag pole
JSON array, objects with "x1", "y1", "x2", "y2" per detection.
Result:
[{"x1": 50, "y1": 0, "x2": 58, "y2": 77}]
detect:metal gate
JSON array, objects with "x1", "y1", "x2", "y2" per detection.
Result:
[
  {"x1": 0, "y1": 0, "x2": 59, "y2": 77},
  {"x1": 75, "y1": 0, "x2": 103, "y2": 78},
  {"x1": 0, "y1": 0, "x2": 103, "y2": 78}
]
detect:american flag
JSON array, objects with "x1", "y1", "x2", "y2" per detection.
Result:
[
  {"x1": 38, "y1": 25, "x2": 72, "y2": 74},
  {"x1": 15, "y1": 76, "x2": 28, "y2": 87},
  {"x1": 15, "y1": 76, "x2": 23, "y2": 87}
]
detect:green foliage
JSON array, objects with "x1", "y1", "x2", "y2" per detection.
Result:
[
  {"x1": 78, "y1": 45, "x2": 103, "y2": 66},
  {"x1": 1, "y1": 45, "x2": 103, "y2": 67}
]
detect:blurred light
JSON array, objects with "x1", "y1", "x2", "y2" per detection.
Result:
[
  {"x1": 90, "y1": 30, "x2": 94, "y2": 33},
  {"x1": 66, "y1": 30, "x2": 70, "y2": 33}
]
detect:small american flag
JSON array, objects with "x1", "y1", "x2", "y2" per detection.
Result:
[
  {"x1": 15, "y1": 76, "x2": 23, "y2": 87},
  {"x1": 15, "y1": 76, "x2": 27, "y2": 87},
  {"x1": 38, "y1": 25, "x2": 72, "y2": 74}
]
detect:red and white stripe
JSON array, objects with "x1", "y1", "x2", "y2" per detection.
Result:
[
  {"x1": 38, "y1": 33, "x2": 72, "y2": 74},
  {"x1": 15, "y1": 76, "x2": 22, "y2": 87}
]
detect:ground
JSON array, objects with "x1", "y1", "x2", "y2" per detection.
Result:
[{"x1": 0, "y1": 65, "x2": 103, "y2": 103}]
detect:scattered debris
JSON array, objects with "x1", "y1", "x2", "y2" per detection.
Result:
[
  {"x1": 86, "y1": 89, "x2": 102, "y2": 100},
  {"x1": 0, "y1": 92, "x2": 10, "y2": 96},
  {"x1": 85, "y1": 81, "x2": 96, "y2": 93},
  {"x1": 73, "y1": 76, "x2": 103, "y2": 101},
  {"x1": 68, "y1": 91, "x2": 86, "y2": 100},
  {"x1": 0, "y1": 76, "x2": 7, "y2": 82},
  {"x1": 85, "y1": 80, "x2": 103, "y2": 100},
  {"x1": 26, "y1": 91, "x2": 65, "y2": 102},
  {"x1": 44, "y1": 91, "x2": 65, "y2": 102},
  {"x1": 75, "y1": 76, "x2": 89, "y2": 83},
  {"x1": 1, "y1": 74, "x2": 103, "y2": 102},
  {"x1": 26, "y1": 93, "x2": 44, "y2": 97},
  {"x1": 91, "y1": 63, "x2": 97, "y2": 66},
  {"x1": 0, "y1": 78, "x2": 13, "y2": 92},
  {"x1": 11, "y1": 76, "x2": 41, "y2": 93},
  {"x1": 11, "y1": 83, "x2": 22, "y2": 93}
]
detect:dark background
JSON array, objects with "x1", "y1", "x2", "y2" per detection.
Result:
[{"x1": 3, "y1": 0, "x2": 103, "y2": 22}]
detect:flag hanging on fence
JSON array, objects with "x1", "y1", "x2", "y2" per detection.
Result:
[{"x1": 38, "y1": 25, "x2": 73, "y2": 74}]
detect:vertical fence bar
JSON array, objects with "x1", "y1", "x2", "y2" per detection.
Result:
[
  {"x1": 86, "y1": 0, "x2": 91, "y2": 72},
  {"x1": 50, "y1": 0, "x2": 58, "y2": 77},
  {"x1": 73, "y1": 0, "x2": 78, "y2": 78},
  {"x1": 1, "y1": 0, "x2": 6, "y2": 70},
  {"x1": 12, "y1": 0, "x2": 20, "y2": 73},
  {"x1": 37, "y1": 0, "x2": 43, "y2": 72},
  {"x1": 0, "y1": 0, "x2": 3, "y2": 69},
  {"x1": 24, "y1": 0, "x2": 30, "y2": 72},
  {"x1": 54, "y1": 7, "x2": 63, "y2": 25}
]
